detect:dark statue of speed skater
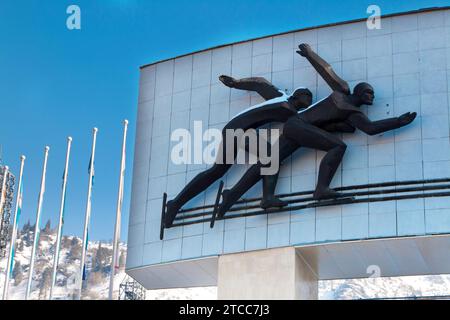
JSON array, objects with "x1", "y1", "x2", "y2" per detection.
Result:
[
  {"x1": 164, "y1": 70, "x2": 313, "y2": 227},
  {"x1": 163, "y1": 42, "x2": 417, "y2": 226},
  {"x1": 216, "y1": 43, "x2": 417, "y2": 218}
]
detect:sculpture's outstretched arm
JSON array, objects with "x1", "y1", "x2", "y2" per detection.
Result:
[
  {"x1": 219, "y1": 75, "x2": 283, "y2": 101},
  {"x1": 297, "y1": 44, "x2": 350, "y2": 94},
  {"x1": 348, "y1": 112, "x2": 417, "y2": 136}
]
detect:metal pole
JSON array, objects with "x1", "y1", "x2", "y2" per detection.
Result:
[
  {"x1": 78, "y1": 128, "x2": 98, "y2": 300},
  {"x1": 108, "y1": 120, "x2": 128, "y2": 300},
  {"x1": 49, "y1": 137, "x2": 72, "y2": 300},
  {"x1": 2, "y1": 157, "x2": 25, "y2": 300},
  {"x1": 0, "y1": 166, "x2": 10, "y2": 231},
  {"x1": 26, "y1": 146, "x2": 50, "y2": 300}
]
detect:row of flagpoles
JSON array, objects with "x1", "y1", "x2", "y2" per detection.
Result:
[{"x1": 1, "y1": 120, "x2": 129, "y2": 300}]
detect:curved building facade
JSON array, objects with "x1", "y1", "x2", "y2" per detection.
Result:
[{"x1": 127, "y1": 7, "x2": 450, "y2": 299}]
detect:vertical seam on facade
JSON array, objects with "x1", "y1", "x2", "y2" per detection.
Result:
[
  {"x1": 202, "y1": 49, "x2": 214, "y2": 255},
  {"x1": 180, "y1": 55, "x2": 196, "y2": 257},
  {"x1": 389, "y1": 31, "x2": 399, "y2": 238},
  {"x1": 142, "y1": 65, "x2": 158, "y2": 263},
  {"x1": 417, "y1": 35, "x2": 427, "y2": 235}
]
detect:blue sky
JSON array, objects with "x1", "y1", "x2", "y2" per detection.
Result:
[{"x1": 0, "y1": 0, "x2": 448, "y2": 241}]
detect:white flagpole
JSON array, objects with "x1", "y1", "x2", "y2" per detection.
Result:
[
  {"x1": 108, "y1": 120, "x2": 128, "y2": 300},
  {"x1": 2, "y1": 156, "x2": 25, "y2": 300},
  {"x1": 49, "y1": 137, "x2": 72, "y2": 300},
  {"x1": 78, "y1": 128, "x2": 98, "y2": 300},
  {"x1": 0, "y1": 166, "x2": 9, "y2": 231},
  {"x1": 26, "y1": 146, "x2": 50, "y2": 300}
]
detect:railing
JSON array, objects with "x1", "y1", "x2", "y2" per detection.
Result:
[
  {"x1": 119, "y1": 276, "x2": 146, "y2": 300},
  {"x1": 160, "y1": 178, "x2": 450, "y2": 240}
]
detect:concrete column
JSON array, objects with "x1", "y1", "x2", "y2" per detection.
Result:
[{"x1": 217, "y1": 247, "x2": 318, "y2": 300}]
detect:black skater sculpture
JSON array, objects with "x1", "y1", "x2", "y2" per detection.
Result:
[
  {"x1": 216, "y1": 43, "x2": 417, "y2": 218},
  {"x1": 164, "y1": 73, "x2": 314, "y2": 227}
]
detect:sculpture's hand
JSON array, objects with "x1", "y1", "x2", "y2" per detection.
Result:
[
  {"x1": 398, "y1": 112, "x2": 417, "y2": 126},
  {"x1": 219, "y1": 75, "x2": 236, "y2": 88},
  {"x1": 296, "y1": 43, "x2": 312, "y2": 57}
]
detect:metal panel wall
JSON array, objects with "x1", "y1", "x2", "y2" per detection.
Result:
[{"x1": 127, "y1": 9, "x2": 450, "y2": 271}]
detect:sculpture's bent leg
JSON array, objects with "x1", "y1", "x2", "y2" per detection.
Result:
[
  {"x1": 314, "y1": 143, "x2": 347, "y2": 199},
  {"x1": 259, "y1": 137, "x2": 299, "y2": 209},
  {"x1": 243, "y1": 135, "x2": 290, "y2": 209},
  {"x1": 218, "y1": 164, "x2": 263, "y2": 218},
  {"x1": 218, "y1": 118, "x2": 349, "y2": 217},
  {"x1": 261, "y1": 174, "x2": 288, "y2": 209},
  {"x1": 218, "y1": 139, "x2": 299, "y2": 217},
  {"x1": 283, "y1": 118, "x2": 347, "y2": 200}
]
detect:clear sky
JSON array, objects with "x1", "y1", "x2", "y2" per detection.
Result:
[{"x1": 0, "y1": 0, "x2": 448, "y2": 241}]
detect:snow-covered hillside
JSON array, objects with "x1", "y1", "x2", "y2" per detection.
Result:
[
  {"x1": 1, "y1": 226, "x2": 449, "y2": 300},
  {"x1": 0, "y1": 226, "x2": 216, "y2": 300},
  {"x1": 0, "y1": 226, "x2": 128, "y2": 300}
]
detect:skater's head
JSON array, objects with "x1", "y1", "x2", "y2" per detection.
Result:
[
  {"x1": 353, "y1": 82, "x2": 374, "y2": 106},
  {"x1": 289, "y1": 87, "x2": 313, "y2": 110}
]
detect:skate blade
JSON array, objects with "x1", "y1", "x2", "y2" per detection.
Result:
[{"x1": 311, "y1": 196, "x2": 355, "y2": 207}]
